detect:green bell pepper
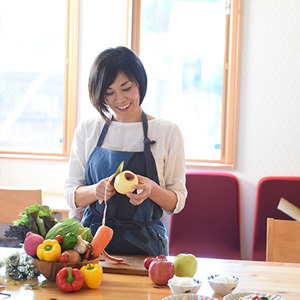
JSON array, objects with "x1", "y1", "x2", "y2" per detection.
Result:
[{"x1": 62, "y1": 232, "x2": 78, "y2": 250}]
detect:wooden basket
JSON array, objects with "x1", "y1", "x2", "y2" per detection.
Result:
[{"x1": 32, "y1": 256, "x2": 100, "y2": 282}]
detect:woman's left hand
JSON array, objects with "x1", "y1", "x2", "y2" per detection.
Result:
[{"x1": 126, "y1": 175, "x2": 156, "y2": 206}]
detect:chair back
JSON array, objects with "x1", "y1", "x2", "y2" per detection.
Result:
[
  {"x1": 251, "y1": 176, "x2": 300, "y2": 261},
  {"x1": 168, "y1": 172, "x2": 241, "y2": 259},
  {"x1": 0, "y1": 187, "x2": 42, "y2": 224},
  {"x1": 266, "y1": 218, "x2": 300, "y2": 263}
]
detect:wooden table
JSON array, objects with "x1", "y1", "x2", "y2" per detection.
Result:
[{"x1": 1, "y1": 247, "x2": 300, "y2": 300}]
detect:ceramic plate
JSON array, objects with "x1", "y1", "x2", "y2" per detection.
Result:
[
  {"x1": 163, "y1": 294, "x2": 217, "y2": 300},
  {"x1": 223, "y1": 292, "x2": 286, "y2": 300}
]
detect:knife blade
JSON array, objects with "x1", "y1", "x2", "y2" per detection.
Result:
[
  {"x1": 114, "y1": 161, "x2": 124, "y2": 178},
  {"x1": 98, "y1": 161, "x2": 124, "y2": 204}
]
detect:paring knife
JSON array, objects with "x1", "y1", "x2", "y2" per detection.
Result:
[{"x1": 98, "y1": 161, "x2": 124, "y2": 204}]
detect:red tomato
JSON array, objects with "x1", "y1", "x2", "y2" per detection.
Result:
[
  {"x1": 144, "y1": 257, "x2": 154, "y2": 270},
  {"x1": 55, "y1": 235, "x2": 64, "y2": 245},
  {"x1": 59, "y1": 252, "x2": 69, "y2": 263}
]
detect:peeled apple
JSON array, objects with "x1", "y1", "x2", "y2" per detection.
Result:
[{"x1": 114, "y1": 171, "x2": 138, "y2": 194}]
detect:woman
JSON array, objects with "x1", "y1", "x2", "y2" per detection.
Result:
[{"x1": 64, "y1": 46, "x2": 187, "y2": 256}]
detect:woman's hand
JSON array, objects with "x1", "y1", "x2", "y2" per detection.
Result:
[
  {"x1": 126, "y1": 175, "x2": 177, "y2": 212},
  {"x1": 126, "y1": 175, "x2": 156, "y2": 206},
  {"x1": 95, "y1": 177, "x2": 116, "y2": 203}
]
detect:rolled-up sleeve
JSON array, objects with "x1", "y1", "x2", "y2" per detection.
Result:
[
  {"x1": 161, "y1": 124, "x2": 187, "y2": 215},
  {"x1": 64, "y1": 122, "x2": 88, "y2": 218}
]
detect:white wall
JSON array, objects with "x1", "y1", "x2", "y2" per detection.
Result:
[{"x1": 1, "y1": 0, "x2": 300, "y2": 259}]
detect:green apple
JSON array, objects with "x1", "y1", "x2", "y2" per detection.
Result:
[
  {"x1": 114, "y1": 170, "x2": 138, "y2": 194},
  {"x1": 173, "y1": 253, "x2": 198, "y2": 277}
]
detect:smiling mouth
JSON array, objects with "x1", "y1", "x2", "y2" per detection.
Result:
[{"x1": 117, "y1": 103, "x2": 130, "y2": 110}]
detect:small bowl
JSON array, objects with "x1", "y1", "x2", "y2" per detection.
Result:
[
  {"x1": 168, "y1": 276, "x2": 202, "y2": 294},
  {"x1": 207, "y1": 274, "x2": 239, "y2": 296},
  {"x1": 32, "y1": 256, "x2": 101, "y2": 282}
]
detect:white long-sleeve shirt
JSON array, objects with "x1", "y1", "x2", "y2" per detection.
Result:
[{"x1": 64, "y1": 117, "x2": 187, "y2": 220}]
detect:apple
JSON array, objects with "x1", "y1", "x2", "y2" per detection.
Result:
[
  {"x1": 155, "y1": 255, "x2": 167, "y2": 261},
  {"x1": 148, "y1": 259, "x2": 175, "y2": 285},
  {"x1": 144, "y1": 257, "x2": 154, "y2": 269},
  {"x1": 114, "y1": 170, "x2": 138, "y2": 194},
  {"x1": 173, "y1": 253, "x2": 198, "y2": 277}
]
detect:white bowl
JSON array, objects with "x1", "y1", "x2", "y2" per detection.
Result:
[
  {"x1": 207, "y1": 274, "x2": 239, "y2": 296},
  {"x1": 224, "y1": 292, "x2": 285, "y2": 300},
  {"x1": 168, "y1": 276, "x2": 202, "y2": 294}
]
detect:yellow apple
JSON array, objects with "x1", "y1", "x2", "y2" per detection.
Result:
[{"x1": 114, "y1": 170, "x2": 138, "y2": 194}]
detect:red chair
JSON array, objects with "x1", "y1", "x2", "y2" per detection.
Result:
[
  {"x1": 169, "y1": 172, "x2": 241, "y2": 259},
  {"x1": 251, "y1": 176, "x2": 300, "y2": 261}
]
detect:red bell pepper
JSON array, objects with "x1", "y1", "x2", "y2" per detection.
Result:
[{"x1": 56, "y1": 267, "x2": 84, "y2": 292}]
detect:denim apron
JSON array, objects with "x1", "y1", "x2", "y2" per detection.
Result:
[{"x1": 81, "y1": 112, "x2": 168, "y2": 256}]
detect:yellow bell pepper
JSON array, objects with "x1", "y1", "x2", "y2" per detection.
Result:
[
  {"x1": 36, "y1": 239, "x2": 61, "y2": 262},
  {"x1": 80, "y1": 263, "x2": 103, "y2": 289}
]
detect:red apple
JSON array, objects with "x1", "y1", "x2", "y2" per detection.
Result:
[
  {"x1": 148, "y1": 259, "x2": 175, "y2": 285},
  {"x1": 144, "y1": 257, "x2": 154, "y2": 269},
  {"x1": 155, "y1": 255, "x2": 167, "y2": 261}
]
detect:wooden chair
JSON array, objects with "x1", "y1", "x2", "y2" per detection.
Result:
[
  {"x1": 266, "y1": 218, "x2": 300, "y2": 263},
  {"x1": 251, "y1": 176, "x2": 300, "y2": 261},
  {"x1": 168, "y1": 172, "x2": 241, "y2": 259},
  {"x1": 0, "y1": 187, "x2": 43, "y2": 223},
  {"x1": 0, "y1": 187, "x2": 42, "y2": 245}
]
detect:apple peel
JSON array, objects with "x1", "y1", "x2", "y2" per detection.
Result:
[
  {"x1": 92, "y1": 178, "x2": 124, "y2": 263},
  {"x1": 101, "y1": 249, "x2": 124, "y2": 263}
]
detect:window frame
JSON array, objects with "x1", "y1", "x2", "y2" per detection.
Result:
[
  {"x1": 0, "y1": 0, "x2": 79, "y2": 161},
  {"x1": 132, "y1": 0, "x2": 242, "y2": 169}
]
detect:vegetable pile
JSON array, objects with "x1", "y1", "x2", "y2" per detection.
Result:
[
  {"x1": 4, "y1": 201, "x2": 124, "y2": 292},
  {"x1": 23, "y1": 217, "x2": 95, "y2": 263}
]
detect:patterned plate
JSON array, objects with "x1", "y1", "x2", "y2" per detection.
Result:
[
  {"x1": 163, "y1": 294, "x2": 217, "y2": 300},
  {"x1": 223, "y1": 292, "x2": 286, "y2": 300}
]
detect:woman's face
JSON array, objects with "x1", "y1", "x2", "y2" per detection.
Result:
[{"x1": 104, "y1": 72, "x2": 142, "y2": 122}]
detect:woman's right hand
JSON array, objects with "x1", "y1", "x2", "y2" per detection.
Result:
[{"x1": 95, "y1": 177, "x2": 116, "y2": 203}]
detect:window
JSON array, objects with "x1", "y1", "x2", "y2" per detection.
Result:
[
  {"x1": 0, "y1": 0, "x2": 241, "y2": 168},
  {"x1": 135, "y1": 0, "x2": 241, "y2": 167},
  {"x1": 0, "y1": 0, "x2": 78, "y2": 158}
]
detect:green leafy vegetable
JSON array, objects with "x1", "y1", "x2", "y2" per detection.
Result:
[
  {"x1": 45, "y1": 218, "x2": 78, "y2": 239},
  {"x1": 76, "y1": 222, "x2": 93, "y2": 242},
  {"x1": 45, "y1": 218, "x2": 93, "y2": 242},
  {"x1": 4, "y1": 224, "x2": 29, "y2": 242},
  {"x1": 5, "y1": 204, "x2": 57, "y2": 240}
]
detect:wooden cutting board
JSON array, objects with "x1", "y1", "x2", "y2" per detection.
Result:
[{"x1": 99, "y1": 254, "x2": 149, "y2": 276}]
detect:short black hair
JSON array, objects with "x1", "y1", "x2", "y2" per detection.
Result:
[{"x1": 88, "y1": 46, "x2": 147, "y2": 120}]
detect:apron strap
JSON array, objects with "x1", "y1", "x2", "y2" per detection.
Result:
[
  {"x1": 97, "y1": 114, "x2": 113, "y2": 147},
  {"x1": 142, "y1": 111, "x2": 159, "y2": 183},
  {"x1": 97, "y1": 112, "x2": 159, "y2": 184}
]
